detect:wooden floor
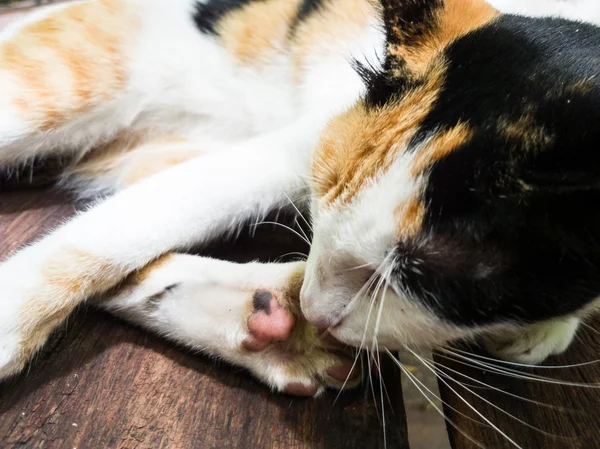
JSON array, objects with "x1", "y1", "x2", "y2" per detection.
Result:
[
  {"x1": 3, "y1": 188, "x2": 600, "y2": 449},
  {"x1": 0, "y1": 188, "x2": 408, "y2": 449}
]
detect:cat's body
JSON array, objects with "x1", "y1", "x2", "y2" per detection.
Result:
[{"x1": 0, "y1": 0, "x2": 599, "y2": 396}]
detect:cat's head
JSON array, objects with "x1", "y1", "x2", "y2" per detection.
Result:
[{"x1": 300, "y1": 0, "x2": 600, "y2": 355}]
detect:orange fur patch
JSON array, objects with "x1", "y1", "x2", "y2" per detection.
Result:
[
  {"x1": 388, "y1": 0, "x2": 499, "y2": 76},
  {"x1": 395, "y1": 199, "x2": 426, "y2": 240},
  {"x1": 1, "y1": 0, "x2": 135, "y2": 130},
  {"x1": 392, "y1": 124, "x2": 472, "y2": 239},
  {"x1": 68, "y1": 137, "x2": 202, "y2": 190},
  {"x1": 291, "y1": 0, "x2": 374, "y2": 74},
  {"x1": 130, "y1": 254, "x2": 176, "y2": 285},
  {"x1": 218, "y1": 0, "x2": 302, "y2": 64},
  {"x1": 410, "y1": 122, "x2": 473, "y2": 177},
  {"x1": 498, "y1": 111, "x2": 554, "y2": 153},
  {"x1": 313, "y1": 64, "x2": 445, "y2": 205},
  {"x1": 17, "y1": 246, "x2": 124, "y2": 368},
  {"x1": 121, "y1": 146, "x2": 201, "y2": 186},
  {"x1": 41, "y1": 247, "x2": 120, "y2": 296}
]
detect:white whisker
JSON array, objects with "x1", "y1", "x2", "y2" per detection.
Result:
[
  {"x1": 387, "y1": 349, "x2": 485, "y2": 448},
  {"x1": 281, "y1": 189, "x2": 313, "y2": 233},
  {"x1": 405, "y1": 348, "x2": 523, "y2": 449},
  {"x1": 447, "y1": 346, "x2": 600, "y2": 370},
  {"x1": 429, "y1": 353, "x2": 573, "y2": 411},
  {"x1": 418, "y1": 354, "x2": 568, "y2": 440},
  {"x1": 251, "y1": 221, "x2": 311, "y2": 245},
  {"x1": 439, "y1": 348, "x2": 600, "y2": 388}
]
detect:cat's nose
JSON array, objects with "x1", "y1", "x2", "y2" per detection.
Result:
[{"x1": 300, "y1": 291, "x2": 337, "y2": 330}]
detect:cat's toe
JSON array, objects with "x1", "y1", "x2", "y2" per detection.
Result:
[
  {"x1": 237, "y1": 278, "x2": 362, "y2": 397},
  {"x1": 272, "y1": 352, "x2": 361, "y2": 397},
  {"x1": 243, "y1": 290, "x2": 296, "y2": 352},
  {"x1": 281, "y1": 361, "x2": 360, "y2": 397}
]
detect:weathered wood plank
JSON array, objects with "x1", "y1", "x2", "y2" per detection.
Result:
[
  {"x1": 0, "y1": 188, "x2": 409, "y2": 449},
  {"x1": 437, "y1": 319, "x2": 600, "y2": 449}
]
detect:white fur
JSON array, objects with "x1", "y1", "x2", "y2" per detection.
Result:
[
  {"x1": 101, "y1": 256, "x2": 345, "y2": 392},
  {"x1": 489, "y1": 0, "x2": 600, "y2": 24},
  {"x1": 0, "y1": 0, "x2": 594, "y2": 387},
  {"x1": 0, "y1": 0, "x2": 379, "y2": 388}
]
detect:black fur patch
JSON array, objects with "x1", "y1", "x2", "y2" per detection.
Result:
[
  {"x1": 193, "y1": 0, "x2": 264, "y2": 35},
  {"x1": 384, "y1": 16, "x2": 600, "y2": 326}
]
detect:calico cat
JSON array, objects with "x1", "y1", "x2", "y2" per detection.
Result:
[{"x1": 0, "y1": 0, "x2": 599, "y2": 397}]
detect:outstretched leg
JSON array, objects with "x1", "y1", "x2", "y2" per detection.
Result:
[
  {"x1": 0, "y1": 117, "x2": 316, "y2": 380},
  {"x1": 100, "y1": 255, "x2": 360, "y2": 396}
]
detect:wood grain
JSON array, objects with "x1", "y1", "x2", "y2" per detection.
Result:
[
  {"x1": 437, "y1": 320, "x2": 600, "y2": 449},
  {"x1": 0, "y1": 188, "x2": 408, "y2": 449}
]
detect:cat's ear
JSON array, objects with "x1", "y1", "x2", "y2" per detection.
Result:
[{"x1": 379, "y1": 0, "x2": 498, "y2": 74}]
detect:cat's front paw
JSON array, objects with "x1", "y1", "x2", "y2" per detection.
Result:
[
  {"x1": 242, "y1": 289, "x2": 361, "y2": 396},
  {"x1": 483, "y1": 316, "x2": 580, "y2": 365}
]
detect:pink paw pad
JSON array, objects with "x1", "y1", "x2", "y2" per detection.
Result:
[{"x1": 243, "y1": 291, "x2": 296, "y2": 352}]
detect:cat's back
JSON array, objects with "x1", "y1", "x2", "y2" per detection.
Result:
[{"x1": 192, "y1": 0, "x2": 381, "y2": 66}]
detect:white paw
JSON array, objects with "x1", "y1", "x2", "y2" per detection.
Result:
[
  {"x1": 102, "y1": 256, "x2": 362, "y2": 397},
  {"x1": 484, "y1": 317, "x2": 580, "y2": 364},
  {"x1": 242, "y1": 288, "x2": 362, "y2": 396}
]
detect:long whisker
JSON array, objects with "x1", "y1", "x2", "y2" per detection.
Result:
[
  {"x1": 417, "y1": 353, "x2": 568, "y2": 440},
  {"x1": 292, "y1": 216, "x2": 310, "y2": 244},
  {"x1": 274, "y1": 251, "x2": 308, "y2": 264},
  {"x1": 405, "y1": 348, "x2": 523, "y2": 448},
  {"x1": 391, "y1": 353, "x2": 490, "y2": 426},
  {"x1": 371, "y1": 303, "x2": 391, "y2": 449},
  {"x1": 251, "y1": 221, "x2": 311, "y2": 245},
  {"x1": 439, "y1": 348, "x2": 600, "y2": 388},
  {"x1": 581, "y1": 321, "x2": 600, "y2": 337},
  {"x1": 366, "y1": 348, "x2": 382, "y2": 423},
  {"x1": 333, "y1": 273, "x2": 382, "y2": 404},
  {"x1": 281, "y1": 189, "x2": 313, "y2": 233},
  {"x1": 338, "y1": 262, "x2": 377, "y2": 273},
  {"x1": 371, "y1": 348, "x2": 396, "y2": 412},
  {"x1": 331, "y1": 252, "x2": 396, "y2": 409},
  {"x1": 428, "y1": 353, "x2": 573, "y2": 411},
  {"x1": 447, "y1": 346, "x2": 600, "y2": 370},
  {"x1": 371, "y1": 264, "x2": 395, "y2": 355},
  {"x1": 387, "y1": 350, "x2": 485, "y2": 449},
  {"x1": 367, "y1": 267, "x2": 392, "y2": 443}
]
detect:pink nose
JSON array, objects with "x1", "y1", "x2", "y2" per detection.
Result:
[{"x1": 300, "y1": 288, "x2": 341, "y2": 331}]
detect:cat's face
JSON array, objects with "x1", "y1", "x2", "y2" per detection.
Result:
[{"x1": 301, "y1": 0, "x2": 600, "y2": 350}]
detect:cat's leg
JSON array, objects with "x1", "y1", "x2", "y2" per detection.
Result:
[
  {"x1": 0, "y1": 119, "x2": 316, "y2": 380},
  {"x1": 59, "y1": 138, "x2": 209, "y2": 199},
  {"x1": 483, "y1": 316, "x2": 580, "y2": 364},
  {"x1": 100, "y1": 255, "x2": 360, "y2": 396}
]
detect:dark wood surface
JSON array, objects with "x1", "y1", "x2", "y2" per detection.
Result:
[
  {"x1": 436, "y1": 321, "x2": 600, "y2": 449},
  {"x1": 3, "y1": 188, "x2": 600, "y2": 449},
  {"x1": 0, "y1": 188, "x2": 408, "y2": 449}
]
